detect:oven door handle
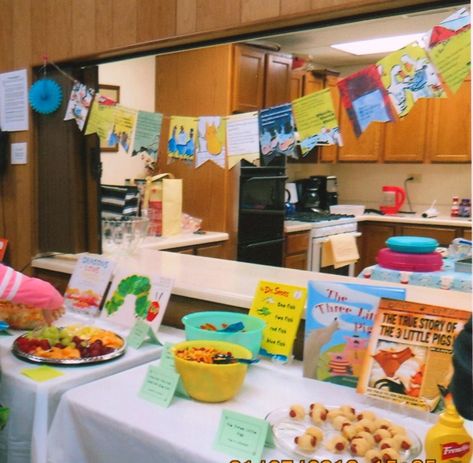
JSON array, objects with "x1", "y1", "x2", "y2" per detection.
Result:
[
  {"x1": 244, "y1": 176, "x2": 288, "y2": 182},
  {"x1": 244, "y1": 238, "x2": 284, "y2": 248}
]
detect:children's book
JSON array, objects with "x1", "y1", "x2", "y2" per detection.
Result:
[
  {"x1": 249, "y1": 280, "x2": 307, "y2": 360},
  {"x1": 357, "y1": 298, "x2": 470, "y2": 413},
  {"x1": 64, "y1": 254, "x2": 115, "y2": 317},
  {"x1": 303, "y1": 281, "x2": 405, "y2": 388},
  {"x1": 101, "y1": 269, "x2": 173, "y2": 336}
]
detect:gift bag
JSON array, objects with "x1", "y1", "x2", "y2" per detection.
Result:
[{"x1": 143, "y1": 173, "x2": 182, "y2": 236}]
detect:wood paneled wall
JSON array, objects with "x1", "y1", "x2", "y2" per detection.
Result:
[{"x1": 0, "y1": 0, "x2": 446, "y2": 270}]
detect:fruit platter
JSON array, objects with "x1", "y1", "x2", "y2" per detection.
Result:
[{"x1": 12, "y1": 325, "x2": 126, "y2": 365}]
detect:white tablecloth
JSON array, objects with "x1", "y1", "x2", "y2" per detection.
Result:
[
  {"x1": 0, "y1": 315, "x2": 183, "y2": 463},
  {"x1": 47, "y1": 355, "x2": 469, "y2": 463}
]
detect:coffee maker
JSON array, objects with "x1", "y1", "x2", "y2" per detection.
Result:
[{"x1": 294, "y1": 175, "x2": 338, "y2": 211}]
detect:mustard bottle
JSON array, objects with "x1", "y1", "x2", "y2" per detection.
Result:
[{"x1": 425, "y1": 403, "x2": 472, "y2": 462}]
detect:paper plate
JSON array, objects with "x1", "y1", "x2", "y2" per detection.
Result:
[{"x1": 265, "y1": 407, "x2": 422, "y2": 462}]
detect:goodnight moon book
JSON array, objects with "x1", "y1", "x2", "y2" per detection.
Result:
[{"x1": 303, "y1": 281, "x2": 405, "y2": 388}]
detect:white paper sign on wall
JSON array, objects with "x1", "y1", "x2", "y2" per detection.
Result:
[{"x1": 11, "y1": 142, "x2": 27, "y2": 165}]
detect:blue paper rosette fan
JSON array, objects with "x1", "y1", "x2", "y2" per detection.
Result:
[{"x1": 29, "y1": 78, "x2": 63, "y2": 114}]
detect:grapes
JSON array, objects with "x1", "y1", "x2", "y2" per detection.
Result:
[{"x1": 16, "y1": 327, "x2": 121, "y2": 359}]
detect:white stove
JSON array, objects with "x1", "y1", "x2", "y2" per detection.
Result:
[{"x1": 286, "y1": 212, "x2": 360, "y2": 275}]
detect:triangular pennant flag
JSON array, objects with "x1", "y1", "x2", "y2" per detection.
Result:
[
  {"x1": 337, "y1": 65, "x2": 395, "y2": 137},
  {"x1": 292, "y1": 88, "x2": 343, "y2": 156},
  {"x1": 167, "y1": 116, "x2": 197, "y2": 162},
  {"x1": 113, "y1": 104, "x2": 138, "y2": 153},
  {"x1": 377, "y1": 42, "x2": 445, "y2": 118},
  {"x1": 428, "y1": 29, "x2": 471, "y2": 94},
  {"x1": 195, "y1": 116, "x2": 226, "y2": 168},
  {"x1": 130, "y1": 110, "x2": 163, "y2": 160},
  {"x1": 226, "y1": 112, "x2": 260, "y2": 169},
  {"x1": 259, "y1": 103, "x2": 296, "y2": 165},
  {"x1": 64, "y1": 81, "x2": 95, "y2": 131}
]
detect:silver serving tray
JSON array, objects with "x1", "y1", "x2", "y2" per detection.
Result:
[{"x1": 12, "y1": 333, "x2": 126, "y2": 365}]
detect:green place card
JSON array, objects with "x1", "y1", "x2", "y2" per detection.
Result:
[
  {"x1": 21, "y1": 365, "x2": 64, "y2": 382},
  {"x1": 127, "y1": 319, "x2": 162, "y2": 349},
  {"x1": 159, "y1": 343, "x2": 190, "y2": 399},
  {"x1": 213, "y1": 409, "x2": 269, "y2": 460},
  {"x1": 139, "y1": 365, "x2": 179, "y2": 407}
]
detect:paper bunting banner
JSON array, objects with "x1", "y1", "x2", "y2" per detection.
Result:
[
  {"x1": 226, "y1": 112, "x2": 260, "y2": 169},
  {"x1": 64, "y1": 81, "x2": 95, "y2": 131},
  {"x1": 84, "y1": 94, "x2": 117, "y2": 145},
  {"x1": 113, "y1": 105, "x2": 137, "y2": 153},
  {"x1": 337, "y1": 65, "x2": 395, "y2": 137},
  {"x1": 292, "y1": 88, "x2": 342, "y2": 155},
  {"x1": 424, "y1": 7, "x2": 470, "y2": 48},
  {"x1": 378, "y1": 43, "x2": 445, "y2": 118},
  {"x1": 195, "y1": 116, "x2": 226, "y2": 168},
  {"x1": 259, "y1": 103, "x2": 296, "y2": 165},
  {"x1": 428, "y1": 30, "x2": 470, "y2": 94},
  {"x1": 167, "y1": 116, "x2": 197, "y2": 161},
  {"x1": 131, "y1": 111, "x2": 163, "y2": 160}
]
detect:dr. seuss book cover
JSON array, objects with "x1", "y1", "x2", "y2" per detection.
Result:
[
  {"x1": 249, "y1": 280, "x2": 307, "y2": 359},
  {"x1": 64, "y1": 254, "x2": 115, "y2": 316},
  {"x1": 303, "y1": 281, "x2": 405, "y2": 388},
  {"x1": 357, "y1": 298, "x2": 470, "y2": 412}
]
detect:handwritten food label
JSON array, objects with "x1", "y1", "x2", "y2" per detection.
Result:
[
  {"x1": 127, "y1": 319, "x2": 162, "y2": 349},
  {"x1": 159, "y1": 343, "x2": 190, "y2": 398},
  {"x1": 139, "y1": 364, "x2": 179, "y2": 407},
  {"x1": 249, "y1": 280, "x2": 306, "y2": 358},
  {"x1": 64, "y1": 253, "x2": 115, "y2": 317},
  {"x1": 21, "y1": 365, "x2": 64, "y2": 382},
  {"x1": 213, "y1": 410, "x2": 269, "y2": 459}
]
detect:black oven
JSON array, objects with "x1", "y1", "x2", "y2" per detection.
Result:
[{"x1": 237, "y1": 162, "x2": 287, "y2": 266}]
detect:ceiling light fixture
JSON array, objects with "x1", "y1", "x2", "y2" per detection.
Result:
[{"x1": 331, "y1": 32, "x2": 425, "y2": 56}]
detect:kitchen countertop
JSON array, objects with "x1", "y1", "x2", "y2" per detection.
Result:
[
  {"x1": 32, "y1": 249, "x2": 471, "y2": 313},
  {"x1": 284, "y1": 214, "x2": 471, "y2": 233},
  {"x1": 31, "y1": 231, "x2": 229, "y2": 273},
  {"x1": 358, "y1": 213, "x2": 471, "y2": 227},
  {"x1": 139, "y1": 231, "x2": 229, "y2": 249}
]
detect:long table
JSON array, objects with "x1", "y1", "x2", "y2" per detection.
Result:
[
  {"x1": 47, "y1": 353, "x2": 472, "y2": 463},
  {"x1": 0, "y1": 316, "x2": 182, "y2": 463}
]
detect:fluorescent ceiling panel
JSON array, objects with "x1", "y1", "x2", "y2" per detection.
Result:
[{"x1": 331, "y1": 33, "x2": 425, "y2": 56}]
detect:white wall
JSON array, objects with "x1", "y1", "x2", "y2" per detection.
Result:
[
  {"x1": 287, "y1": 162, "x2": 471, "y2": 215},
  {"x1": 99, "y1": 56, "x2": 156, "y2": 185}
]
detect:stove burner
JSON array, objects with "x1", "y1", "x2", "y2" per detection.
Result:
[{"x1": 286, "y1": 211, "x2": 355, "y2": 223}]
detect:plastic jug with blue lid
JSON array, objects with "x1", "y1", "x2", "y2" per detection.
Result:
[{"x1": 386, "y1": 236, "x2": 439, "y2": 254}]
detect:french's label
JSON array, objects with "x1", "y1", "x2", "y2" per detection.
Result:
[{"x1": 441, "y1": 441, "x2": 471, "y2": 460}]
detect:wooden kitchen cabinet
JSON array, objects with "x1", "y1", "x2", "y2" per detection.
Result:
[
  {"x1": 356, "y1": 222, "x2": 396, "y2": 273},
  {"x1": 383, "y1": 99, "x2": 429, "y2": 162},
  {"x1": 337, "y1": 112, "x2": 385, "y2": 162},
  {"x1": 232, "y1": 44, "x2": 292, "y2": 113},
  {"x1": 264, "y1": 52, "x2": 292, "y2": 108},
  {"x1": 232, "y1": 45, "x2": 265, "y2": 113},
  {"x1": 284, "y1": 231, "x2": 310, "y2": 270},
  {"x1": 426, "y1": 78, "x2": 471, "y2": 163}
]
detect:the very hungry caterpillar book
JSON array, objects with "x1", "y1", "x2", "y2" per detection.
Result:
[{"x1": 303, "y1": 281, "x2": 405, "y2": 388}]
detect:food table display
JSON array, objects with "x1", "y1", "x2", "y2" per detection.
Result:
[
  {"x1": 46, "y1": 355, "x2": 473, "y2": 463},
  {"x1": 0, "y1": 314, "x2": 183, "y2": 463}
]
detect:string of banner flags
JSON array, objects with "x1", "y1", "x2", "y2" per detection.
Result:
[{"x1": 33, "y1": 8, "x2": 470, "y2": 169}]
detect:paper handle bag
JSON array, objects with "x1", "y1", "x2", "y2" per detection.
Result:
[{"x1": 143, "y1": 173, "x2": 182, "y2": 236}]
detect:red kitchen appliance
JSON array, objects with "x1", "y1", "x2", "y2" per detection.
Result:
[{"x1": 380, "y1": 185, "x2": 406, "y2": 214}]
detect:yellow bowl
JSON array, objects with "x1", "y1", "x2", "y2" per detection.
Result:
[{"x1": 172, "y1": 339, "x2": 252, "y2": 403}]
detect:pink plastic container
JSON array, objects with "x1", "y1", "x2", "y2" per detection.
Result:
[{"x1": 376, "y1": 248, "x2": 443, "y2": 272}]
